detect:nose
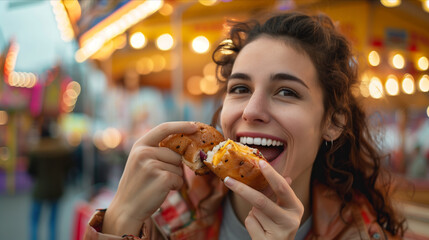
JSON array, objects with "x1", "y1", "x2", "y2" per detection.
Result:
[{"x1": 242, "y1": 90, "x2": 270, "y2": 123}]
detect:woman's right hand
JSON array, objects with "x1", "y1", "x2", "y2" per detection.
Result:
[{"x1": 102, "y1": 121, "x2": 198, "y2": 236}]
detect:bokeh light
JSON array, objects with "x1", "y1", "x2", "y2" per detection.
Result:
[
  {"x1": 417, "y1": 56, "x2": 428, "y2": 71},
  {"x1": 369, "y1": 76, "x2": 384, "y2": 99},
  {"x1": 368, "y1": 50, "x2": 380, "y2": 66},
  {"x1": 385, "y1": 75, "x2": 399, "y2": 96},
  {"x1": 191, "y1": 36, "x2": 210, "y2": 54},
  {"x1": 380, "y1": 0, "x2": 401, "y2": 7},
  {"x1": 152, "y1": 54, "x2": 166, "y2": 72},
  {"x1": 129, "y1": 32, "x2": 146, "y2": 49},
  {"x1": 156, "y1": 33, "x2": 174, "y2": 51},
  {"x1": 187, "y1": 76, "x2": 203, "y2": 95},
  {"x1": 200, "y1": 75, "x2": 218, "y2": 95},
  {"x1": 418, "y1": 75, "x2": 429, "y2": 92},
  {"x1": 159, "y1": 3, "x2": 173, "y2": 16},
  {"x1": 402, "y1": 74, "x2": 415, "y2": 94},
  {"x1": 199, "y1": 0, "x2": 218, "y2": 6},
  {"x1": 392, "y1": 53, "x2": 405, "y2": 69},
  {"x1": 136, "y1": 57, "x2": 154, "y2": 75}
]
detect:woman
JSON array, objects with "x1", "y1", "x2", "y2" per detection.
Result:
[{"x1": 85, "y1": 12, "x2": 405, "y2": 239}]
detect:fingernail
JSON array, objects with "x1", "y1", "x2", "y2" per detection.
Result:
[
  {"x1": 285, "y1": 177, "x2": 292, "y2": 185},
  {"x1": 259, "y1": 160, "x2": 267, "y2": 169},
  {"x1": 224, "y1": 176, "x2": 235, "y2": 187}
]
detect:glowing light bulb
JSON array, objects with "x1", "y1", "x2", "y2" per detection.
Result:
[
  {"x1": 191, "y1": 36, "x2": 210, "y2": 54},
  {"x1": 156, "y1": 33, "x2": 174, "y2": 51},
  {"x1": 417, "y1": 56, "x2": 428, "y2": 71},
  {"x1": 423, "y1": 0, "x2": 429, "y2": 13},
  {"x1": 418, "y1": 75, "x2": 429, "y2": 92},
  {"x1": 385, "y1": 75, "x2": 399, "y2": 96},
  {"x1": 392, "y1": 53, "x2": 405, "y2": 69},
  {"x1": 402, "y1": 74, "x2": 415, "y2": 94},
  {"x1": 129, "y1": 32, "x2": 146, "y2": 49},
  {"x1": 369, "y1": 76, "x2": 384, "y2": 99},
  {"x1": 368, "y1": 50, "x2": 380, "y2": 66},
  {"x1": 199, "y1": 0, "x2": 218, "y2": 6},
  {"x1": 380, "y1": 0, "x2": 401, "y2": 7}
]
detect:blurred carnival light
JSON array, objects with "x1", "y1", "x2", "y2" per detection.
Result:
[
  {"x1": 62, "y1": 81, "x2": 81, "y2": 113},
  {"x1": 368, "y1": 50, "x2": 380, "y2": 66},
  {"x1": 199, "y1": 0, "x2": 218, "y2": 6},
  {"x1": 187, "y1": 76, "x2": 203, "y2": 95},
  {"x1": 8, "y1": 72, "x2": 38, "y2": 88},
  {"x1": 203, "y1": 62, "x2": 217, "y2": 78},
  {"x1": 380, "y1": 0, "x2": 401, "y2": 7},
  {"x1": 51, "y1": 0, "x2": 75, "y2": 41},
  {"x1": 76, "y1": 0, "x2": 163, "y2": 62},
  {"x1": 385, "y1": 75, "x2": 399, "y2": 96},
  {"x1": 418, "y1": 75, "x2": 429, "y2": 92},
  {"x1": 423, "y1": 0, "x2": 429, "y2": 13},
  {"x1": 417, "y1": 56, "x2": 429, "y2": 71},
  {"x1": 151, "y1": 54, "x2": 166, "y2": 72},
  {"x1": 391, "y1": 53, "x2": 405, "y2": 69},
  {"x1": 102, "y1": 128, "x2": 122, "y2": 149},
  {"x1": 4, "y1": 42, "x2": 19, "y2": 83},
  {"x1": 402, "y1": 74, "x2": 415, "y2": 94},
  {"x1": 156, "y1": 33, "x2": 174, "y2": 51},
  {"x1": 136, "y1": 57, "x2": 154, "y2": 75},
  {"x1": 93, "y1": 130, "x2": 108, "y2": 151},
  {"x1": 129, "y1": 32, "x2": 146, "y2": 49},
  {"x1": 200, "y1": 75, "x2": 219, "y2": 95},
  {"x1": 359, "y1": 73, "x2": 370, "y2": 98},
  {"x1": 369, "y1": 76, "x2": 384, "y2": 99},
  {"x1": 159, "y1": 3, "x2": 173, "y2": 16},
  {"x1": 192, "y1": 36, "x2": 210, "y2": 54},
  {"x1": 67, "y1": 132, "x2": 82, "y2": 147}
]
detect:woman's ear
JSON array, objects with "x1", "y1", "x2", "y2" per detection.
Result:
[{"x1": 322, "y1": 113, "x2": 346, "y2": 141}]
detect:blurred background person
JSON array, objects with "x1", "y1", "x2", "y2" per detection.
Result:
[
  {"x1": 407, "y1": 144, "x2": 429, "y2": 179},
  {"x1": 27, "y1": 117, "x2": 72, "y2": 240}
]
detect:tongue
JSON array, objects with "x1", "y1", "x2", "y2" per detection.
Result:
[{"x1": 248, "y1": 145, "x2": 283, "y2": 162}]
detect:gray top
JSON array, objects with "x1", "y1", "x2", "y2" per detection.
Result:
[{"x1": 219, "y1": 194, "x2": 312, "y2": 240}]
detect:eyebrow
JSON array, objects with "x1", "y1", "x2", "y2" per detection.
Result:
[{"x1": 228, "y1": 72, "x2": 309, "y2": 89}]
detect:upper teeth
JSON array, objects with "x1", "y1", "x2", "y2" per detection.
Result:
[{"x1": 239, "y1": 137, "x2": 284, "y2": 146}]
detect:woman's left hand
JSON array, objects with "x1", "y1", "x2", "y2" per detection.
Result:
[{"x1": 223, "y1": 160, "x2": 304, "y2": 240}]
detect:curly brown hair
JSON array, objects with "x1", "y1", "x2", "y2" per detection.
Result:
[{"x1": 211, "y1": 12, "x2": 405, "y2": 236}]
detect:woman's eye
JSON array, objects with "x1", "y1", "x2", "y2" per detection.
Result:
[
  {"x1": 276, "y1": 88, "x2": 299, "y2": 98},
  {"x1": 229, "y1": 85, "x2": 250, "y2": 94}
]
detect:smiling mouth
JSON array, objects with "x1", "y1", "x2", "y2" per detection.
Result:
[{"x1": 238, "y1": 137, "x2": 285, "y2": 162}]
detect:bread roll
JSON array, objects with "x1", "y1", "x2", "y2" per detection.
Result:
[{"x1": 159, "y1": 122, "x2": 224, "y2": 175}]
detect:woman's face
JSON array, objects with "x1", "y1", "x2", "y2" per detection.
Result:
[{"x1": 220, "y1": 36, "x2": 327, "y2": 182}]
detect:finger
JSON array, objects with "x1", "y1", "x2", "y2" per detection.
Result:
[
  {"x1": 224, "y1": 176, "x2": 283, "y2": 220},
  {"x1": 137, "y1": 121, "x2": 198, "y2": 147},
  {"x1": 153, "y1": 146, "x2": 185, "y2": 166},
  {"x1": 259, "y1": 161, "x2": 300, "y2": 209},
  {"x1": 144, "y1": 159, "x2": 184, "y2": 177},
  {"x1": 244, "y1": 211, "x2": 265, "y2": 239}
]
